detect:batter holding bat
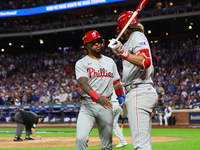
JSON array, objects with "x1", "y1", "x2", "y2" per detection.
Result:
[
  {"x1": 75, "y1": 30, "x2": 125, "y2": 150},
  {"x1": 108, "y1": 10, "x2": 158, "y2": 150}
]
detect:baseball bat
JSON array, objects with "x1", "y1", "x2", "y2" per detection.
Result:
[
  {"x1": 120, "y1": 118, "x2": 125, "y2": 132},
  {"x1": 116, "y1": 0, "x2": 148, "y2": 40}
]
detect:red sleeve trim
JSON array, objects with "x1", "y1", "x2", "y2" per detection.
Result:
[{"x1": 113, "y1": 79, "x2": 120, "y2": 85}]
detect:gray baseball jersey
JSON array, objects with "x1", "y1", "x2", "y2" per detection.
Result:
[
  {"x1": 75, "y1": 54, "x2": 120, "y2": 150},
  {"x1": 76, "y1": 54, "x2": 120, "y2": 102},
  {"x1": 122, "y1": 31, "x2": 154, "y2": 87},
  {"x1": 122, "y1": 31, "x2": 158, "y2": 150}
]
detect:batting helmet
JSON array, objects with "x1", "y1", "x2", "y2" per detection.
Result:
[
  {"x1": 116, "y1": 11, "x2": 139, "y2": 34},
  {"x1": 82, "y1": 30, "x2": 103, "y2": 44}
]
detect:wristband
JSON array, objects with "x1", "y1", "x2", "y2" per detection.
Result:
[
  {"x1": 89, "y1": 90, "x2": 100, "y2": 102},
  {"x1": 124, "y1": 53, "x2": 130, "y2": 60},
  {"x1": 115, "y1": 88, "x2": 125, "y2": 96}
]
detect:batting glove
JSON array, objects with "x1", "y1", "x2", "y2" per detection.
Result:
[
  {"x1": 120, "y1": 103, "x2": 128, "y2": 118},
  {"x1": 108, "y1": 39, "x2": 128, "y2": 58},
  {"x1": 117, "y1": 94, "x2": 125, "y2": 105}
]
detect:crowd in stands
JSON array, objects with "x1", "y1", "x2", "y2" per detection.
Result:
[
  {"x1": 0, "y1": 1, "x2": 200, "y2": 34},
  {"x1": 0, "y1": 35, "x2": 200, "y2": 122},
  {"x1": 0, "y1": 1, "x2": 200, "y2": 122},
  {"x1": 0, "y1": 35, "x2": 199, "y2": 109},
  {"x1": 1, "y1": 0, "x2": 199, "y2": 10}
]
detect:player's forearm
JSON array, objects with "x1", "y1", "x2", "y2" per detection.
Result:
[
  {"x1": 78, "y1": 77, "x2": 93, "y2": 94},
  {"x1": 125, "y1": 54, "x2": 144, "y2": 68},
  {"x1": 114, "y1": 82, "x2": 123, "y2": 91},
  {"x1": 31, "y1": 128, "x2": 37, "y2": 137}
]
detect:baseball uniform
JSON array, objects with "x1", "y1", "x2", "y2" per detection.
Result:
[
  {"x1": 122, "y1": 31, "x2": 158, "y2": 150},
  {"x1": 75, "y1": 54, "x2": 120, "y2": 150},
  {"x1": 111, "y1": 90, "x2": 127, "y2": 147},
  {"x1": 159, "y1": 104, "x2": 172, "y2": 126}
]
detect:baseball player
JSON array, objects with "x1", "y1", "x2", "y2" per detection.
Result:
[
  {"x1": 108, "y1": 11, "x2": 158, "y2": 150},
  {"x1": 13, "y1": 110, "x2": 44, "y2": 141},
  {"x1": 111, "y1": 90, "x2": 127, "y2": 148},
  {"x1": 75, "y1": 30, "x2": 125, "y2": 150},
  {"x1": 159, "y1": 102, "x2": 172, "y2": 126}
]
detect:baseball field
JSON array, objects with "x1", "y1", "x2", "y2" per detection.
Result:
[{"x1": 0, "y1": 124, "x2": 200, "y2": 150}]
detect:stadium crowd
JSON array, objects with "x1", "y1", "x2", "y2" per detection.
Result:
[
  {"x1": 0, "y1": 0, "x2": 200, "y2": 122},
  {"x1": 0, "y1": 35, "x2": 200, "y2": 122},
  {"x1": 0, "y1": 1, "x2": 200, "y2": 34},
  {"x1": 0, "y1": 35, "x2": 199, "y2": 108}
]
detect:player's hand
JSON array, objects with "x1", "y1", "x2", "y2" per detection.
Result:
[
  {"x1": 120, "y1": 103, "x2": 128, "y2": 118},
  {"x1": 35, "y1": 135, "x2": 42, "y2": 140},
  {"x1": 108, "y1": 39, "x2": 128, "y2": 57},
  {"x1": 96, "y1": 95, "x2": 112, "y2": 109}
]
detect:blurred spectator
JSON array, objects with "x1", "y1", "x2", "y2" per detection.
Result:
[
  {"x1": 159, "y1": 103, "x2": 172, "y2": 126},
  {"x1": 183, "y1": 104, "x2": 189, "y2": 109},
  {"x1": 70, "y1": 105, "x2": 79, "y2": 122},
  {"x1": 14, "y1": 99, "x2": 21, "y2": 106},
  {"x1": 54, "y1": 98, "x2": 61, "y2": 104},
  {"x1": 59, "y1": 90, "x2": 68, "y2": 104},
  {"x1": 60, "y1": 105, "x2": 72, "y2": 122},
  {"x1": 155, "y1": 2, "x2": 163, "y2": 10},
  {"x1": 29, "y1": 106, "x2": 35, "y2": 112}
]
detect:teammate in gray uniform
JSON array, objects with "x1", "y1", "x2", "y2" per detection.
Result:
[
  {"x1": 13, "y1": 110, "x2": 44, "y2": 141},
  {"x1": 111, "y1": 90, "x2": 127, "y2": 148},
  {"x1": 75, "y1": 30, "x2": 125, "y2": 150},
  {"x1": 108, "y1": 11, "x2": 158, "y2": 150}
]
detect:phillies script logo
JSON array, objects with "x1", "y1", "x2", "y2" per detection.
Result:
[{"x1": 87, "y1": 67, "x2": 113, "y2": 78}]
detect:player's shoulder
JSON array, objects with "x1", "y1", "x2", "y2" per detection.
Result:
[
  {"x1": 76, "y1": 55, "x2": 88, "y2": 65},
  {"x1": 131, "y1": 31, "x2": 145, "y2": 38}
]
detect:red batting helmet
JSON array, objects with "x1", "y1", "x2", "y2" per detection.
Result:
[
  {"x1": 116, "y1": 11, "x2": 139, "y2": 34},
  {"x1": 82, "y1": 30, "x2": 103, "y2": 44}
]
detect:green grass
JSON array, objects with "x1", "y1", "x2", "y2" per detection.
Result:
[{"x1": 0, "y1": 127, "x2": 200, "y2": 150}]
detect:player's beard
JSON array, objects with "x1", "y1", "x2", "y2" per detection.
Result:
[{"x1": 91, "y1": 47, "x2": 101, "y2": 54}]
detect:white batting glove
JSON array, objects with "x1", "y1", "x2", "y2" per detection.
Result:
[{"x1": 108, "y1": 39, "x2": 128, "y2": 58}]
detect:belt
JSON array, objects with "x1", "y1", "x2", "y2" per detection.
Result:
[
  {"x1": 124, "y1": 83, "x2": 152, "y2": 94},
  {"x1": 82, "y1": 96, "x2": 111, "y2": 102}
]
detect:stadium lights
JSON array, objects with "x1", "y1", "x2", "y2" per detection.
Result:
[
  {"x1": 148, "y1": 30, "x2": 152, "y2": 34},
  {"x1": 21, "y1": 45, "x2": 24, "y2": 48},
  {"x1": 9, "y1": 43, "x2": 12, "y2": 46},
  {"x1": 188, "y1": 26, "x2": 192, "y2": 29},
  {"x1": 1, "y1": 49, "x2": 5, "y2": 52},
  {"x1": 39, "y1": 39, "x2": 44, "y2": 44}
]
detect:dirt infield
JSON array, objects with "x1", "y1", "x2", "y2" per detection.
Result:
[{"x1": 0, "y1": 136, "x2": 183, "y2": 148}]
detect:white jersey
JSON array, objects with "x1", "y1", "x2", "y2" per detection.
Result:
[
  {"x1": 75, "y1": 54, "x2": 120, "y2": 103},
  {"x1": 164, "y1": 106, "x2": 172, "y2": 116},
  {"x1": 122, "y1": 31, "x2": 154, "y2": 87}
]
